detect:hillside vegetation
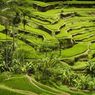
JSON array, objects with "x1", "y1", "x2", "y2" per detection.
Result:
[{"x1": 0, "y1": 0, "x2": 95, "y2": 95}]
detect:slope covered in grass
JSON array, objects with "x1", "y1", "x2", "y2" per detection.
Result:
[{"x1": 0, "y1": 0, "x2": 95, "y2": 95}]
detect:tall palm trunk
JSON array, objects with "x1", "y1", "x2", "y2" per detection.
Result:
[
  {"x1": 12, "y1": 26, "x2": 15, "y2": 51},
  {"x1": 5, "y1": 28, "x2": 8, "y2": 66}
]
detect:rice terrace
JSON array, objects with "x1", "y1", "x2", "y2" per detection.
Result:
[{"x1": 0, "y1": 0, "x2": 95, "y2": 95}]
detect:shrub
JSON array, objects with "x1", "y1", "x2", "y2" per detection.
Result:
[{"x1": 85, "y1": 61, "x2": 95, "y2": 77}]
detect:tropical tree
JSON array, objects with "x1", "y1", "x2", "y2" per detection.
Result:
[{"x1": 0, "y1": 0, "x2": 21, "y2": 70}]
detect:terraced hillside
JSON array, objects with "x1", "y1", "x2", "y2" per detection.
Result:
[
  {"x1": 1, "y1": 72, "x2": 95, "y2": 95},
  {"x1": 0, "y1": 0, "x2": 95, "y2": 95}
]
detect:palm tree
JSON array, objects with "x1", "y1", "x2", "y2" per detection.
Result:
[
  {"x1": 22, "y1": 12, "x2": 28, "y2": 30},
  {"x1": 12, "y1": 12, "x2": 21, "y2": 50},
  {"x1": 20, "y1": 9, "x2": 31, "y2": 30},
  {"x1": 0, "y1": 0, "x2": 21, "y2": 66},
  {"x1": 0, "y1": 13, "x2": 10, "y2": 66},
  {"x1": 57, "y1": 38, "x2": 62, "y2": 56}
]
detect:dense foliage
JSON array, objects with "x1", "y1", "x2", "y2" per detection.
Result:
[{"x1": 0, "y1": 0, "x2": 95, "y2": 95}]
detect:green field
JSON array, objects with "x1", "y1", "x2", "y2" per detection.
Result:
[{"x1": 0, "y1": 0, "x2": 95, "y2": 95}]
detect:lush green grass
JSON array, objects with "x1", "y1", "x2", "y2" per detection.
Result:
[
  {"x1": 0, "y1": 33, "x2": 12, "y2": 40},
  {"x1": 43, "y1": 19, "x2": 65, "y2": 32},
  {"x1": 0, "y1": 74, "x2": 95, "y2": 95},
  {"x1": 72, "y1": 61, "x2": 88, "y2": 70},
  {"x1": 31, "y1": 78, "x2": 61, "y2": 94},
  {"x1": 0, "y1": 25, "x2": 5, "y2": 31},
  {"x1": 1, "y1": 76, "x2": 55, "y2": 95},
  {"x1": 73, "y1": 31, "x2": 95, "y2": 41},
  {"x1": 1, "y1": 0, "x2": 95, "y2": 95},
  {"x1": 61, "y1": 42, "x2": 89, "y2": 58},
  {"x1": 0, "y1": 75, "x2": 63, "y2": 95},
  {"x1": 32, "y1": 1, "x2": 50, "y2": 7},
  {"x1": 0, "y1": 88, "x2": 24, "y2": 95},
  {"x1": 63, "y1": 1, "x2": 95, "y2": 5},
  {"x1": 32, "y1": 9, "x2": 61, "y2": 23},
  {"x1": 90, "y1": 43, "x2": 95, "y2": 50},
  {"x1": 48, "y1": 82, "x2": 93, "y2": 95}
]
